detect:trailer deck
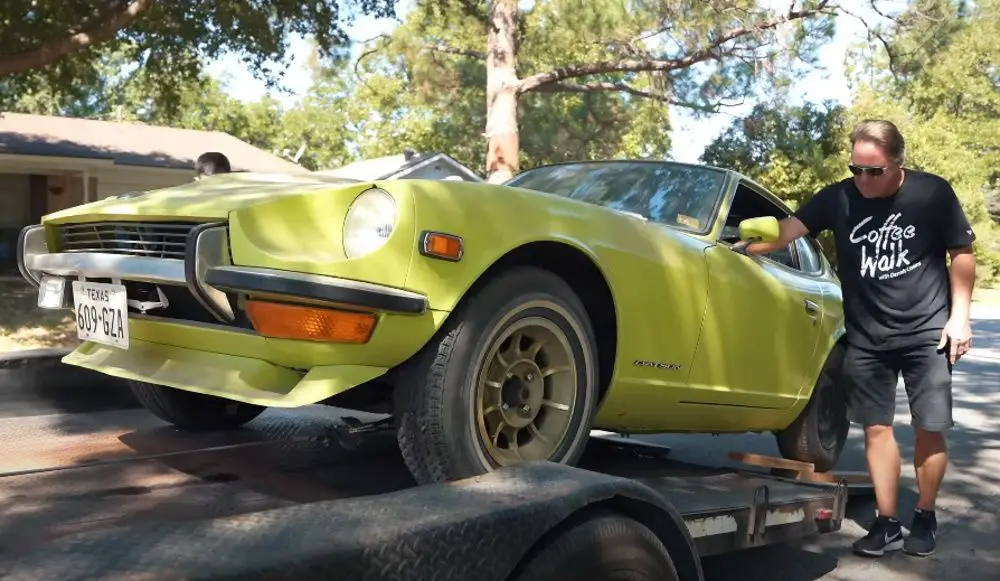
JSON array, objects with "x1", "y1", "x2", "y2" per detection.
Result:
[{"x1": 0, "y1": 401, "x2": 852, "y2": 579}]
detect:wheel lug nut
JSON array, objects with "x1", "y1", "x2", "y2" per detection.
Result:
[
  {"x1": 526, "y1": 373, "x2": 534, "y2": 381},
  {"x1": 502, "y1": 403, "x2": 509, "y2": 410}
]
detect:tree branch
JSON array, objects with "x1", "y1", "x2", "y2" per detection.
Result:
[
  {"x1": 0, "y1": 0, "x2": 155, "y2": 76},
  {"x1": 535, "y1": 81, "x2": 745, "y2": 113},
  {"x1": 425, "y1": 43, "x2": 486, "y2": 59},
  {"x1": 516, "y1": 0, "x2": 833, "y2": 94},
  {"x1": 353, "y1": 31, "x2": 485, "y2": 89},
  {"x1": 832, "y1": 4, "x2": 900, "y2": 75},
  {"x1": 353, "y1": 32, "x2": 485, "y2": 81}
]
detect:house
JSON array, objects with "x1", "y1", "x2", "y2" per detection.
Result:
[
  {"x1": 314, "y1": 150, "x2": 483, "y2": 182},
  {"x1": 0, "y1": 111, "x2": 306, "y2": 272}
]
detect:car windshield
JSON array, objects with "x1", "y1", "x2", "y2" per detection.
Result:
[{"x1": 504, "y1": 161, "x2": 727, "y2": 234}]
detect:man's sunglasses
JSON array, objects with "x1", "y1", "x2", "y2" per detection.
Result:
[{"x1": 848, "y1": 164, "x2": 886, "y2": 176}]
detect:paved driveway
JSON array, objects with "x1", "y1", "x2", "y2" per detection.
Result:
[{"x1": 644, "y1": 305, "x2": 1000, "y2": 580}]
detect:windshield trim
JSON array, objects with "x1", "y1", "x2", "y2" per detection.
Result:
[{"x1": 504, "y1": 159, "x2": 733, "y2": 238}]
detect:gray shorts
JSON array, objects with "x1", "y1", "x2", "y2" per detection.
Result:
[{"x1": 844, "y1": 340, "x2": 954, "y2": 432}]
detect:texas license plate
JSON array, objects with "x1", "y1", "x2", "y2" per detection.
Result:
[{"x1": 71, "y1": 281, "x2": 129, "y2": 349}]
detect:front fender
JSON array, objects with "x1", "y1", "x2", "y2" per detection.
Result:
[
  {"x1": 225, "y1": 181, "x2": 418, "y2": 291},
  {"x1": 399, "y1": 179, "x2": 692, "y2": 313}
]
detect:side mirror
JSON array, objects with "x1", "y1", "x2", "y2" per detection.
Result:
[{"x1": 738, "y1": 216, "x2": 780, "y2": 244}]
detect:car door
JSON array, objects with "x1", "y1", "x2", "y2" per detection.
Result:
[{"x1": 684, "y1": 186, "x2": 826, "y2": 412}]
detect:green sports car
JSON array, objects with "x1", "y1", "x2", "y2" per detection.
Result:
[{"x1": 17, "y1": 159, "x2": 848, "y2": 485}]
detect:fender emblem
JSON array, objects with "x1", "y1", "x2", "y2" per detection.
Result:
[{"x1": 633, "y1": 359, "x2": 682, "y2": 371}]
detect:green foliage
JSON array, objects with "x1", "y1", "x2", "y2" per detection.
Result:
[
  {"x1": 701, "y1": 100, "x2": 849, "y2": 208},
  {"x1": 0, "y1": 0, "x2": 395, "y2": 115},
  {"x1": 3, "y1": 43, "x2": 355, "y2": 172}
]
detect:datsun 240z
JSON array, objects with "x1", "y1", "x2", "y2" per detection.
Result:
[{"x1": 18, "y1": 160, "x2": 849, "y2": 485}]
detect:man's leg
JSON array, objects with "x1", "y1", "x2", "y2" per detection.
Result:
[
  {"x1": 865, "y1": 424, "x2": 901, "y2": 518},
  {"x1": 844, "y1": 344, "x2": 905, "y2": 557},
  {"x1": 900, "y1": 341, "x2": 954, "y2": 556}
]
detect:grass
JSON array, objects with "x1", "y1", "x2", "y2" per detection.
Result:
[{"x1": 0, "y1": 277, "x2": 78, "y2": 353}]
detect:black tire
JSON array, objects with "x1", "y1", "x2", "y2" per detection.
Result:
[
  {"x1": 775, "y1": 340, "x2": 848, "y2": 472},
  {"x1": 128, "y1": 380, "x2": 266, "y2": 431},
  {"x1": 510, "y1": 509, "x2": 680, "y2": 581},
  {"x1": 395, "y1": 266, "x2": 600, "y2": 485}
]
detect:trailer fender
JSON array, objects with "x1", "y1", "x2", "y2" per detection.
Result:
[
  {"x1": 506, "y1": 495, "x2": 704, "y2": 581},
  {"x1": 1, "y1": 462, "x2": 703, "y2": 581}
]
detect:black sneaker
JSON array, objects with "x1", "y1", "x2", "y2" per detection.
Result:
[
  {"x1": 904, "y1": 508, "x2": 937, "y2": 556},
  {"x1": 853, "y1": 515, "x2": 904, "y2": 557}
]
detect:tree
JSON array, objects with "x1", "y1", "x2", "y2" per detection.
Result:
[
  {"x1": 4, "y1": 42, "x2": 359, "y2": 172},
  {"x1": 701, "y1": 100, "x2": 849, "y2": 208},
  {"x1": 372, "y1": 0, "x2": 854, "y2": 182},
  {"x1": 1, "y1": 0, "x2": 396, "y2": 114},
  {"x1": 347, "y1": 0, "x2": 675, "y2": 174}
]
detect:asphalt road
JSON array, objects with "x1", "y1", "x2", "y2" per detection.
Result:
[
  {"x1": 668, "y1": 304, "x2": 1000, "y2": 581},
  {"x1": 1, "y1": 307, "x2": 997, "y2": 580}
]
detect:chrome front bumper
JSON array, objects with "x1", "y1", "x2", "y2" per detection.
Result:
[{"x1": 17, "y1": 223, "x2": 427, "y2": 324}]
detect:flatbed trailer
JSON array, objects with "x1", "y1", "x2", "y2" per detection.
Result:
[{"x1": 0, "y1": 393, "x2": 854, "y2": 581}]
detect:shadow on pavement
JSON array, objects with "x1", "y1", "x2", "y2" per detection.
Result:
[{"x1": 0, "y1": 350, "x2": 137, "y2": 419}]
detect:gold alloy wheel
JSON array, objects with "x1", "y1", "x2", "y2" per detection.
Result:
[{"x1": 475, "y1": 316, "x2": 578, "y2": 466}]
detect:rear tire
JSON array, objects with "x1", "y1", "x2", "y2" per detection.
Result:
[
  {"x1": 775, "y1": 340, "x2": 848, "y2": 472},
  {"x1": 510, "y1": 509, "x2": 680, "y2": 581},
  {"x1": 128, "y1": 380, "x2": 266, "y2": 431},
  {"x1": 395, "y1": 266, "x2": 600, "y2": 485}
]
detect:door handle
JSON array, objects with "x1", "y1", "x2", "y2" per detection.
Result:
[{"x1": 804, "y1": 299, "x2": 820, "y2": 316}]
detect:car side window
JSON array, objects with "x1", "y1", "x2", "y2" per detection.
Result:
[
  {"x1": 723, "y1": 182, "x2": 804, "y2": 271},
  {"x1": 794, "y1": 237, "x2": 823, "y2": 274}
]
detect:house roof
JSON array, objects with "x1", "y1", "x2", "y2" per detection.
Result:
[
  {"x1": 315, "y1": 151, "x2": 483, "y2": 182},
  {"x1": 0, "y1": 112, "x2": 307, "y2": 174}
]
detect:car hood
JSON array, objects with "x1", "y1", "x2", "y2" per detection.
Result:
[{"x1": 41, "y1": 172, "x2": 363, "y2": 224}]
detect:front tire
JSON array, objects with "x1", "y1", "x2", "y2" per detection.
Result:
[
  {"x1": 395, "y1": 266, "x2": 600, "y2": 485},
  {"x1": 128, "y1": 380, "x2": 266, "y2": 431},
  {"x1": 775, "y1": 340, "x2": 848, "y2": 472}
]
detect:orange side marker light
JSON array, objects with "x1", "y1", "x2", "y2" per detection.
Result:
[
  {"x1": 421, "y1": 231, "x2": 463, "y2": 261},
  {"x1": 245, "y1": 300, "x2": 376, "y2": 343}
]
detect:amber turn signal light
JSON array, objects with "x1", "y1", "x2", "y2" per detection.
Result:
[
  {"x1": 245, "y1": 300, "x2": 376, "y2": 343},
  {"x1": 420, "y1": 231, "x2": 463, "y2": 261}
]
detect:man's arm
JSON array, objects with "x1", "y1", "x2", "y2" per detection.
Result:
[
  {"x1": 744, "y1": 216, "x2": 810, "y2": 255},
  {"x1": 941, "y1": 246, "x2": 976, "y2": 363},
  {"x1": 936, "y1": 179, "x2": 977, "y2": 363},
  {"x1": 737, "y1": 186, "x2": 833, "y2": 255},
  {"x1": 948, "y1": 247, "x2": 976, "y2": 319}
]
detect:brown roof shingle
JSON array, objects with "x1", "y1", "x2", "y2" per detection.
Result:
[{"x1": 0, "y1": 112, "x2": 308, "y2": 174}]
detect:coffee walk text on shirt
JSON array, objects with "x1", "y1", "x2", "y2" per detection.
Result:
[
  {"x1": 849, "y1": 212, "x2": 922, "y2": 281},
  {"x1": 792, "y1": 170, "x2": 975, "y2": 350}
]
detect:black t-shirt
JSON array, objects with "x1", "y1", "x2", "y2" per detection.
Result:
[{"x1": 794, "y1": 170, "x2": 975, "y2": 351}]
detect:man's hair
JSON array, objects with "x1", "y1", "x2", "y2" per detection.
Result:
[
  {"x1": 196, "y1": 151, "x2": 232, "y2": 177},
  {"x1": 850, "y1": 119, "x2": 905, "y2": 165}
]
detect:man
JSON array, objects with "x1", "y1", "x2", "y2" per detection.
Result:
[
  {"x1": 195, "y1": 151, "x2": 232, "y2": 179},
  {"x1": 740, "y1": 119, "x2": 976, "y2": 558}
]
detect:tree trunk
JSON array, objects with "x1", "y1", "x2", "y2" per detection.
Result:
[{"x1": 484, "y1": 0, "x2": 520, "y2": 184}]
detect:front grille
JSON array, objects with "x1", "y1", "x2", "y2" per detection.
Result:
[{"x1": 55, "y1": 221, "x2": 202, "y2": 260}]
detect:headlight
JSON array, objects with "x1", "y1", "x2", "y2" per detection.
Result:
[{"x1": 343, "y1": 187, "x2": 396, "y2": 259}]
